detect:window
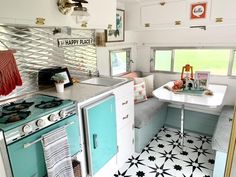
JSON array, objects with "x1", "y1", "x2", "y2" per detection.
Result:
[
  {"x1": 110, "y1": 48, "x2": 131, "y2": 76},
  {"x1": 152, "y1": 48, "x2": 232, "y2": 75},
  {"x1": 154, "y1": 50, "x2": 172, "y2": 71}
]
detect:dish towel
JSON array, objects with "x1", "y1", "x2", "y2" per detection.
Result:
[
  {"x1": 42, "y1": 127, "x2": 74, "y2": 177},
  {"x1": 0, "y1": 50, "x2": 22, "y2": 96}
]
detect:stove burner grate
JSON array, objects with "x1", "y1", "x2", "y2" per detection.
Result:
[
  {"x1": 35, "y1": 99, "x2": 63, "y2": 109},
  {"x1": 2, "y1": 101, "x2": 34, "y2": 112},
  {"x1": 0, "y1": 111, "x2": 31, "y2": 124}
]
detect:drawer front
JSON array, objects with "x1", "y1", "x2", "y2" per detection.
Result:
[
  {"x1": 114, "y1": 82, "x2": 134, "y2": 130},
  {"x1": 116, "y1": 101, "x2": 134, "y2": 130}
]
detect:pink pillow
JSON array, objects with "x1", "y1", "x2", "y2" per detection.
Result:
[
  {"x1": 134, "y1": 75, "x2": 154, "y2": 98},
  {"x1": 122, "y1": 72, "x2": 139, "y2": 80},
  {"x1": 134, "y1": 82, "x2": 147, "y2": 104}
]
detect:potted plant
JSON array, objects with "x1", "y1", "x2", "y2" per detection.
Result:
[{"x1": 51, "y1": 73, "x2": 66, "y2": 93}]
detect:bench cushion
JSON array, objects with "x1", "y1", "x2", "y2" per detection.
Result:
[
  {"x1": 212, "y1": 105, "x2": 234, "y2": 152},
  {"x1": 134, "y1": 97, "x2": 167, "y2": 128}
]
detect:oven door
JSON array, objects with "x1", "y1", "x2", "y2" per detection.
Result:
[{"x1": 7, "y1": 115, "x2": 81, "y2": 177}]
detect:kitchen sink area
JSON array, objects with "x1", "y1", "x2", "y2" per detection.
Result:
[{"x1": 80, "y1": 77, "x2": 128, "y2": 87}]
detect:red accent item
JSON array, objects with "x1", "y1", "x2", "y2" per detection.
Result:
[
  {"x1": 0, "y1": 50, "x2": 22, "y2": 96},
  {"x1": 172, "y1": 80, "x2": 184, "y2": 91},
  {"x1": 191, "y1": 2, "x2": 207, "y2": 19}
]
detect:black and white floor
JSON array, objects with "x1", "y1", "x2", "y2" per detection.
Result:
[{"x1": 114, "y1": 127, "x2": 215, "y2": 177}]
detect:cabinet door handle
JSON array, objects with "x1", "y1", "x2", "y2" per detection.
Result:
[
  {"x1": 123, "y1": 114, "x2": 129, "y2": 120},
  {"x1": 93, "y1": 134, "x2": 98, "y2": 149},
  {"x1": 122, "y1": 100, "x2": 128, "y2": 105}
]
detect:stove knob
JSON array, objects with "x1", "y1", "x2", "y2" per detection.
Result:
[
  {"x1": 36, "y1": 119, "x2": 45, "y2": 128},
  {"x1": 59, "y1": 110, "x2": 67, "y2": 118},
  {"x1": 48, "y1": 114, "x2": 58, "y2": 122},
  {"x1": 22, "y1": 124, "x2": 32, "y2": 134}
]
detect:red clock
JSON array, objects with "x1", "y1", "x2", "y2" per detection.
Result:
[{"x1": 191, "y1": 2, "x2": 207, "y2": 19}]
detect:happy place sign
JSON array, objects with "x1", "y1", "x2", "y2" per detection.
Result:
[{"x1": 57, "y1": 38, "x2": 94, "y2": 47}]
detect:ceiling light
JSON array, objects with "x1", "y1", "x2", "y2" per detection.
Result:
[{"x1": 57, "y1": 0, "x2": 89, "y2": 20}]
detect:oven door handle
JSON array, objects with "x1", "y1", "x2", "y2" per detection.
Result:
[{"x1": 23, "y1": 121, "x2": 75, "y2": 149}]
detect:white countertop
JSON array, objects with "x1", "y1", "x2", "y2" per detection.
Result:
[
  {"x1": 39, "y1": 83, "x2": 111, "y2": 104},
  {"x1": 153, "y1": 81, "x2": 228, "y2": 108}
]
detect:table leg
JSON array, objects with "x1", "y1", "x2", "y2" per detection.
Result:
[{"x1": 180, "y1": 104, "x2": 185, "y2": 150}]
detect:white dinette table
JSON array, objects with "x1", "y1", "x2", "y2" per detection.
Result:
[{"x1": 153, "y1": 81, "x2": 228, "y2": 150}]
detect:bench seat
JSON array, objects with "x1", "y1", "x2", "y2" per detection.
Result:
[
  {"x1": 212, "y1": 105, "x2": 234, "y2": 152},
  {"x1": 134, "y1": 98, "x2": 168, "y2": 152}
]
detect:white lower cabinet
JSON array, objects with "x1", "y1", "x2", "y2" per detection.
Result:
[
  {"x1": 117, "y1": 122, "x2": 135, "y2": 168},
  {"x1": 114, "y1": 81, "x2": 135, "y2": 169}
]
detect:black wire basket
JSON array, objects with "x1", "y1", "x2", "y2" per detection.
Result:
[{"x1": 72, "y1": 159, "x2": 82, "y2": 177}]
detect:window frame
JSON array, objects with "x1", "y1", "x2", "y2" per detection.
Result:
[
  {"x1": 151, "y1": 47, "x2": 236, "y2": 77},
  {"x1": 109, "y1": 48, "x2": 132, "y2": 76},
  {"x1": 229, "y1": 50, "x2": 236, "y2": 77}
]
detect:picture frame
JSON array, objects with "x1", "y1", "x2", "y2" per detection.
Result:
[
  {"x1": 55, "y1": 67, "x2": 73, "y2": 87},
  {"x1": 195, "y1": 71, "x2": 210, "y2": 89},
  {"x1": 106, "y1": 9, "x2": 125, "y2": 42},
  {"x1": 190, "y1": 2, "x2": 207, "y2": 20}
]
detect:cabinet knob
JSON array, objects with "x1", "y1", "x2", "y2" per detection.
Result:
[
  {"x1": 123, "y1": 114, "x2": 129, "y2": 120},
  {"x1": 216, "y1": 17, "x2": 223, "y2": 23},
  {"x1": 81, "y1": 22, "x2": 88, "y2": 28},
  {"x1": 145, "y1": 23, "x2": 150, "y2": 27},
  {"x1": 35, "y1": 17, "x2": 45, "y2": 25},
  {"x1": 122, "y1": 100, "x2": 128, "y2": 105},
  {"x1": 175, "y1": 21, "x2": 181, "y2": 26}
]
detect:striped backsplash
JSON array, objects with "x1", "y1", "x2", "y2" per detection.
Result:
[{"x1": 0, "y1": 25, "x2": 97, "y2": 100}]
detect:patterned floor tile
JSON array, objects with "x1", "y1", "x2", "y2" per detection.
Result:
[{"x1": 114, "y1": 127, "x2": 215, "y2": 177}]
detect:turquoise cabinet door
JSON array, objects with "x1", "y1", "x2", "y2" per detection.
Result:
[{"x1": 84, "y1": 95, "x2": 117, "y2": 175}]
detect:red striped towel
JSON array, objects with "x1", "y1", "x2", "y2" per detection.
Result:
[{"x1": 0, "y1": 50, "x2": 22, "y2": 96}]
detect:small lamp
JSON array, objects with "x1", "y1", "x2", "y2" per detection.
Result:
[{"x1": 57, "y1": 0, "x2": 89, "y2": 24}]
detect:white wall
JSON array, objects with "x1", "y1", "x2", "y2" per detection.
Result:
[
  {"x1": 135, "y1": 26, "x2": 236, "y2": 105},
  {"x1": 96, "y1": 1, "x2": 138, "y2": 76},
  {"x1": 97, "y1": 31, "x2": 138, "y2": 76},
  {"x1": 97, "y1": 0, "x2": 236, "y2": 104}
]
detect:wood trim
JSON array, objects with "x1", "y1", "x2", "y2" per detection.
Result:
[{"x1": 224, "y1": 104, "x2": 236, "y2": 177}]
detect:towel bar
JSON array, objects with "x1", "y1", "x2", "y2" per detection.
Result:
[{"x1": 23, "y1": 121, "x2": 75, "y2": 149}]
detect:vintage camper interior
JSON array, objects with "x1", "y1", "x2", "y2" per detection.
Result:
[{"x1": 0, "y1": 0, "x2": 236, "y2": 177}]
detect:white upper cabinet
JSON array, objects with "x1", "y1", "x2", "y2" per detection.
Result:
[
  {"x1": 0, "y1": 0, "x2": 116, "y2": 29},
  {"x1": 126, "y1": 0, "x2": 236, "y2": 30},
  {"x1": 141, "y1": 0, "x2": 187, "y2": 28},
  {"x1": 211, "y1": 0, "x2": 236, "y2": 24},
  {"x1": 125, "y1": 2, "x2": 141, "y2": 31},
  {"x1": 0, "y1": 0, "x2": 73, "y2": 26},
  {"x1": 126, "y1": 0, "x2": 188, "y2": 30},
  {"x1": 87, "y1": 0, "x2": 116, "y2": 29}
]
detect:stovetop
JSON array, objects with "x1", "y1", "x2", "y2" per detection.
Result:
[{"x1": 0, "y1": 94, "x2": 74, "y2": 132}]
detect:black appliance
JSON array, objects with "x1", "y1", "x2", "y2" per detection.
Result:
[{"x1": 38, "y1": 67, "x2": 64, "y2": 86}]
